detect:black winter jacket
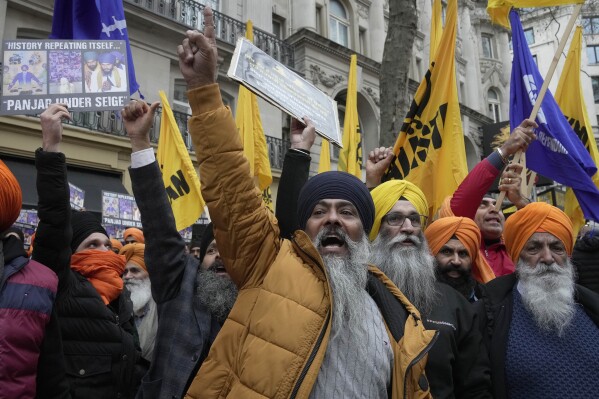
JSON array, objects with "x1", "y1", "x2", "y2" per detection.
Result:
[
  {"x1": 422, "y1": 283, "x2": 492, "y2": 398},
  {"x1": 478, "y1": 273, "x2": 599, "y2": 399},
  {"x1": 572, "y1": 235, "x2": 599, "y2": 294},
  {"x1": 33, "y1": 149, "x2": 143, "y2": 399}
]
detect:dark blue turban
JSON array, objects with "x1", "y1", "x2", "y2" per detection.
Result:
[
  {"x1": 297, "y1": 171, "x2": 375, "y2": 234},
  {"x1": 71, "y1": 211, "x2": 108, "y2": 253}
]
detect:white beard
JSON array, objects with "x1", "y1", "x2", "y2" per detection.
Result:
[
  {"x1": 313, "y1": 226, "x2": 371, "y2": 339},
  {"x1": 126, "y1": 277, "x2": 152, "y2": 314},
  {"x1": 517, "y1": 259, "x2": 576, "y2": 337},
  {"x1": 370, "y1": 230, "x2": 439, "y2": 315}
]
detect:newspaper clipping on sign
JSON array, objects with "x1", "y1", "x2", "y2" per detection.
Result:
[
  {"x1": 227, "y1": 38, "x2": 342, "y2": 147},
  {"x1": 1, "y1": 40, "x2": 130, "y2": 115}
]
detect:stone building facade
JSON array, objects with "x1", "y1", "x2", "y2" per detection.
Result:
[{"x1": 0, "y1": 0, "x2": 511, "y2": 222}]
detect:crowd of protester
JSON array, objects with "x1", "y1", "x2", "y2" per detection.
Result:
[{"x1": 1, "y1": 7, "x2": 598, "y2": 399}]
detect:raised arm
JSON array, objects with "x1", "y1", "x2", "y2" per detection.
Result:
[
  {"x1": 178, "y1": 8, "x2": 280, "y2": 288},
  {"x1": 276, "y1": 117, "x2": 315, "y2": 239},
  {"x1": 122, "y1": 100, "x2": 192, "y2": 302},
  {"x1": 33, "y1": 104, "x2": 73, "y2": 292},
  {"x1": 450, "y1": 119, "x2": 537, "y2": 218}
]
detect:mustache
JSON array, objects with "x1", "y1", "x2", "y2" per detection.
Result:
[
  {"x1": 207, "y1": 259, "x2": 226, "y2": 273},
  {"x1": 386, "y1": 233, "x2": 422, "y2": 247},
  {"x1": 314, "y1": 225, "x2": 350, "y2": 248}
]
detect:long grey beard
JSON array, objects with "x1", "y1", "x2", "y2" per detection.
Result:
[
  {"x1": 126, "y1": 277, "x2": 153, "y2": 314},
  {"x1": 517, "y1": 259, "x2": 576, "y2": 337},
  {"x1": 371, "y1": 231, "x2": 439, "y2": 316},
  {"x1": 196, "y1": 268, "x2": 238, "y2": 325},
  {"x1": 313, "y1": 227, "x2": 371, "y2": 339}
]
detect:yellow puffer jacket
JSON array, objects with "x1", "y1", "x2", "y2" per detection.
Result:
[{"x1": 184, "y1": 84, "x2": 438, "y2": 399}]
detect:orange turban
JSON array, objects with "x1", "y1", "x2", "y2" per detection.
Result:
[
  {"x1": 504, "y1": 202, "x2": 574, "y2": 263},
  {"x1": 0, "y1": 160, "x2": 23, "y2": 233},
  {"x1": 110, "y1": 238, "x2": 123, "y2": 252},
  {"x1": 119, "y1": 243, "x2": 146, "y2": 271},
  {"x1": 437, "y1": 195, "x2": 454, "y2": 218},
  {"x1": 123, "y1": 227, "x2": 145, "y2": 244},
  {"x1": 425, "y1": 217, "x2": 496, "y2": 283}
]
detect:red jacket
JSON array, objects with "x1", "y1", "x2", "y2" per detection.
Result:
[{"x1": 449, "y1": 153, "x2": 514, "y2": 276}]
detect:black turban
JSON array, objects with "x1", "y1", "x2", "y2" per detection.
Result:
[
  {"x1": 199, "y1": 222, "x2": 215, "y2": 263},
  {"x1": 297, "y1": 171, "x2": 375, "y2": 234},
  {"x1": 71, "y1": 211, "x2": 108, "y2": 253}
]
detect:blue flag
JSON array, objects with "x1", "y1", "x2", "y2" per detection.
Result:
[
  {"x1": 510, "y1": 10, "x2": 599, "y2": 223},
  {"x1": 50, "y1": 0, "x2": 140, "y2": 95}
]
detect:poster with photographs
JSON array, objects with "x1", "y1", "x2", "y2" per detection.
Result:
[
  {"x1": 14, "y1": 209, "x2": 39, "y2": 249},
  {"x1": 1, "y1": 40, "x2": 130, "y2": 115},
  {"x1": 69, "y1": 182, "x2": 85, "y2": 210},
  {"x1": 104, "y1": 224, "x2": 126, "y2": 240},
  {"x1": 227, "y1": 38, "x2": 342, "y2": 146},
  {"x1": 101, "y1": 190, "x2": 142, "y2": 229}
]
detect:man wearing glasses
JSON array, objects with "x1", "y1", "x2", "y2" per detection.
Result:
[{"x1": 369, "y1": 179, "x2": 492, "y2": 399}]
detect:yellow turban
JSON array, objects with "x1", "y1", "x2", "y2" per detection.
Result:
[
  {"x1": 504, "y1": 202, "x2": 574, "y2": 263},
  {"x1": 425, "y1": 217, "x2": 496, "y2": 283},
  {"x1": 123, "y1": 227, "x2": 145, "y2": 244},
  {"x1": 119, "y1": 243, "x2": 146, "y2": 271},
  {"x1": 370, "y1": 180, "x2": 428, "y2": 241}
]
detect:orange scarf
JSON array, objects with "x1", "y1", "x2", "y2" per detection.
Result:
[{"x1": 71, "y1": 249, "x2": 126, "y2": 305}]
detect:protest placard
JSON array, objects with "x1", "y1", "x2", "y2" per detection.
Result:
[
  {"x1": 101, "y1": 190, "x2": 142, "y2": 229},
  {"x1": 227, "y1": 38, "x2": 342, "y2": 146},
  {"x1": 1, "y1": 39, "x2": 130, "y2": 115},
  {"x1": 69, "y1": 182, "x2": 85, "y2": 210}
]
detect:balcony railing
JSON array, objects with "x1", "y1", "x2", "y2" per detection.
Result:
[
  {"x1": 125, "y1": 0, "x2": 294, "y2": 68},
  {"x1": 44, "y1": 108, "x2": 288, "y2": 169}
]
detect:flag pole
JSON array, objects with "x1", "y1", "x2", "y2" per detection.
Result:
[{"x1": 495, "y1": 3, "x2": 583, "y2": 211}]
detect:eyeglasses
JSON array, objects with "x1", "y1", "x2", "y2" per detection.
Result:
[{"x1": 382, "y1": 212, "x2": 428, "y2": 228}]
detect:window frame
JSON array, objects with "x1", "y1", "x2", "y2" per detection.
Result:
[
  {"x1": 487, "y1": 88, "x2": 502, "y2": 123},
  {"x1": 481, "y1": 34, "x2": 495, "y2": 59},
  {"x1": 328, "y1": 0, "x2": 350, "y2": 47}
]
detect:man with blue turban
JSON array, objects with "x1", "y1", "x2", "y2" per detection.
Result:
[
  {"x1": 166, "y1": 10, "x2": 438, "y2": 397},
  {"x1": 89, "y1": 51, "x2": 127, "y2": 92}
]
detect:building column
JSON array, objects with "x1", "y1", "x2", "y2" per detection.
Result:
[
  {"x1": 369, "y1": 0, "x2": 385, "y2": 63},
  {"x1": 291, "y1": 0, "x2": 316, "y2": 33}
]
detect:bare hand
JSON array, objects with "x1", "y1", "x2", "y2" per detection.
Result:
[
  {"x1": 498, "y1": 163, "x2": 529, "y2": 209},
  {"x1": 122, "y1": 100, "x2": 160, "y2": 152},
  {"x1": 501, "y1": 119, "x2": 538, "y2": 157},
  {"x1": 366, "y1": 146, "x2": 394, "y2": 188},
  {"x1": 290, "y1": 117, "x2": 316, "y2": 151},
  {"x1": 40, "y1": 104, "x2": 71, "y2": 152},
  {"x1": 177, "y1": 7, "x2": 218, "y2": 90}
]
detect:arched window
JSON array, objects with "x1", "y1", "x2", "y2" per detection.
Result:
[
  {"x1": 487, "y1": 88, "x2": 501, "y2": 123},
  {"x1": 329, "y1": 0, "x2": 349, "y2": 47}
]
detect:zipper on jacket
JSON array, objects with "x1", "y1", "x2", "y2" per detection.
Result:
[
  {"x1": 289, "y1": 236, "x2": 331, "y2": 399},
  {"x1": 289, "y1": 311, "x2": 330, "y2": 399},
  {"x1": 402, "y1": 319, "x2": 440, "y2": 399}
]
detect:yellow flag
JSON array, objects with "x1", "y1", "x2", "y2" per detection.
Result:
[
  {"x1": 555, "y1": 27, "x2": 599, "y2": 237},
  {"x1": 487, "y1": 0, "x2": 583, "y2": 28},
  {"x1": 338, "y1": 54, "x2": 362, "y2": 178},
  {"x1": 430, "y1": 0, "x2": 443, "y2": 63},
  {"x1": 384, "y1": 0, "x2": 467, "y2": 219},
  {"x1": 235, "y1": 20, "x2": 273, "y2": 207},
  {"x1": 319, "y1": 139, "x2": 331, "y2": 173},
  {"x1": 156, "y1": 91, "x2": 205, "y2": 231}
]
